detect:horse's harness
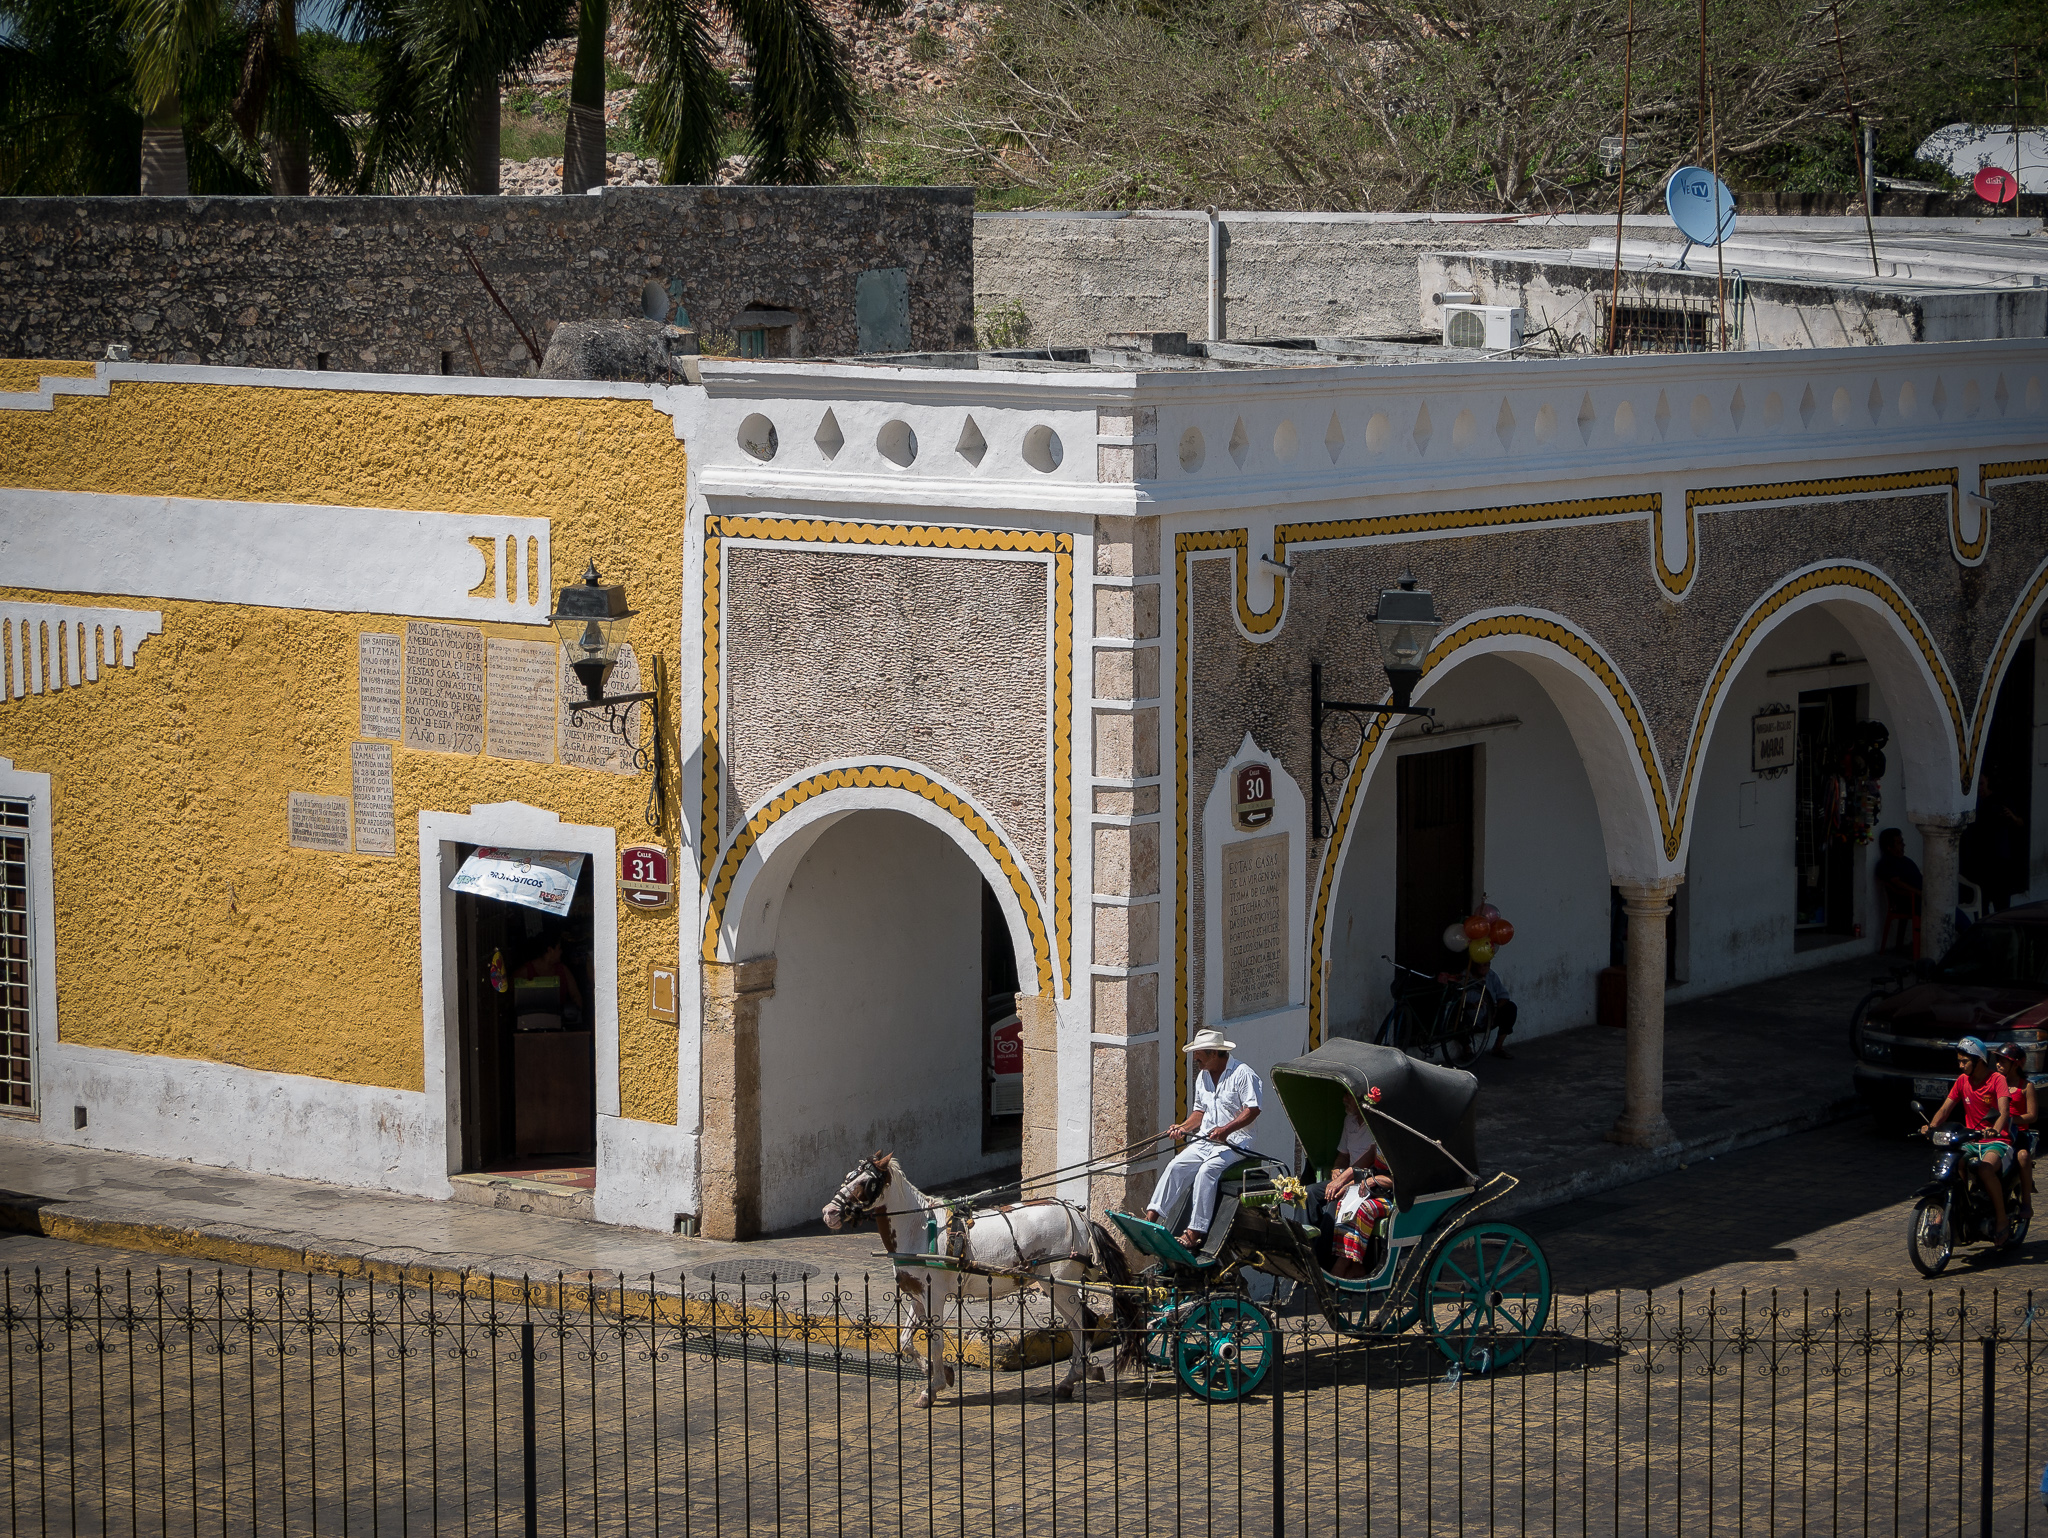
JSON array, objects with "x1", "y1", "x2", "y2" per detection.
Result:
[{"x1": 830, "y1": 1157, "x2": 1101, "y2": 1278}]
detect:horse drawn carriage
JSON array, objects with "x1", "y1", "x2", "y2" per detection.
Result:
[{"x1": 1108, "y1": 1039, "x2": 1552, "y2": 1401}]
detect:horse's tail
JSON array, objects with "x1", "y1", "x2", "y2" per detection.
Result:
[{"x1": 1088, "y1": 1220, "x2": 1148, "y2": 1371}]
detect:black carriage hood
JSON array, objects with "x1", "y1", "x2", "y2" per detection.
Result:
[{"x1": 1271, "y1": 1040, "x2": 1480, "y2": 1209}]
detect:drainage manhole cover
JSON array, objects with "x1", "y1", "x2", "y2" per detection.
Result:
[{"x1": 691, "y1": 1260, "x2": 822, "y2": 1286}]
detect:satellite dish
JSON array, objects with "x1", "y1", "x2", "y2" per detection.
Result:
[
  {"x1": 1973, "y1": 166, "x2": 2018, "y2": 205},
  {"x1": 1665, "y1": 166, "x2": 1737, "y2": 269}
]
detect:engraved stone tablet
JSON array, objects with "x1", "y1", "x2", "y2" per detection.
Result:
[
  {"x1": 358, "y1": 632, "x2": 403, "y2": 740},
  {"x1": 288, "y1": 791, "x2": 351, "y2": 853},
  {"x1": 1221, "y1": 833, "x2": 1288, "y2": 1020},
  {"x1": 401, "y1": 621, "x2": 484, "y2": 755},
  {"x1": 351, "y1": 742, "x2": 396, "y2": 856},
  {"x1": 486, "y1": 638, "x2": 558, "y2": 763},
  {"x1": 559, "y1": 643, "x2": 643, "y2": 775}
]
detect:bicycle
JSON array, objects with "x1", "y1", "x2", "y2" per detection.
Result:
[{"x1": 1375, "y1": 956, "x2": 1503, "y2": 1069}]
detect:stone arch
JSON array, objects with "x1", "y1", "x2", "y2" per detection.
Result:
[
  {"x1": 702, "y1": 761, "x2": 1053, "y2": 995},
  {"x1": 1672, "y1": 564, "x2": 1969, "y2": 843},
  {"x1": 1308, "y1": 610, "x2": 1670, "y2": 1044},
  {"x1": 1963, "y1": 553, "x2": 2048, "y2": 790}
]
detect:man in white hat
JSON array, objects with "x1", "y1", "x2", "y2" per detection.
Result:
[{"x1": 1143, "y1": 1029, "x2": 1263, "y2": 1249}]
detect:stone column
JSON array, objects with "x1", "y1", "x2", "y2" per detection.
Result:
[
  {"x1": 699, "y1": 956, "x2": 774, "y2": 1241},
  {"x1": 1019, "y1": 990, "x2": 1061, "y2": 1188},
  {"x1": 1912, "y1": 814, "x2": 1969, "y2": 960},
  {"x1": 1608, "y1": 877, "x2": 1681, "y2": 1150}
]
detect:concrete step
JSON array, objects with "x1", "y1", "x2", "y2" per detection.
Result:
[{"x1": 448, "y1": 1170, "x2": 594, "y2": 1223}]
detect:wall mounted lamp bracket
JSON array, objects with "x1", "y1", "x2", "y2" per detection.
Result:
[{"x1": 1310, "y1": 659, "x2": 1433, "y2": 839}]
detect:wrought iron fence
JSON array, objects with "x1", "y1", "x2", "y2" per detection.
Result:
[{"x1": 2, "y1": 1266, "x2": 2042, "y2": 1536}]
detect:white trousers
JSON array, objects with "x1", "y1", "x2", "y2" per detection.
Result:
[{"x1": 1146, "y1": 1139, "x2": 1245, "y2": 1236}]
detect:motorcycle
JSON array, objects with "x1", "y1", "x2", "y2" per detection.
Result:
[{"x1": 1907, "y1": 1104, "x2": 2031, "y2": 1277}]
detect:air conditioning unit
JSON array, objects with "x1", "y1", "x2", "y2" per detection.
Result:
[{"x1": 1442, "y1": 304, "x2": 1524, "y2": 351}]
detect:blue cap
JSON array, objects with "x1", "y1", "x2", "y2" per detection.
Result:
[{"x1": 1957, "y1": 1036, "x2": 1990, "y2": 1061}]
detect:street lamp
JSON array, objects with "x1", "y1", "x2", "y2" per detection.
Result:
[
  {"x1": 1310, "y1": 571, "x2": 1441, "y2": 838},
  {"x1": 548, "y1": 560, "x2": 667, "y2": 829}
]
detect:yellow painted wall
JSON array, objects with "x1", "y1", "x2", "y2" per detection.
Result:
[
  {"x1": 0, "y1": 361, "x2": 97, "y2": 393},
  {"x1": 0, "y1": 380, "x2": 685, "y2": 1124}
]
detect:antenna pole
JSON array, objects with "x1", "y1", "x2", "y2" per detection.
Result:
[
  {"x1": 1696, "y1": 0, "x2": 1708, "y2": 166},
  {"x1": 2016, "y1": 47, "x2": 2024, "y2": 220},
  {"x1": 1828, "y1": 0, "x2": 1880, "y2": 276},
  {"x1": 1608, "y1": 0, "x2": 1635, "y2": 354},
  {"x1": 1707, "y1": 10, "x2": 1727, "y2": 349}
]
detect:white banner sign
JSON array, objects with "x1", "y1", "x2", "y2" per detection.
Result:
[{"x1": 448, "y1": 846, "x2": 586, "y2": 915}]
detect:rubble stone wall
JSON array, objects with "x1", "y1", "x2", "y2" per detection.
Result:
[{"x1": 0, "y1": 185, "x2": 974, "y2": 374}]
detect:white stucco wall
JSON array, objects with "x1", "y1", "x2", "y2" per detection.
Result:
[
  {"x1": 1323, "y1": 656, "x2": 1613, "y2": 1045},
  {"x1": 1673, "y1": 606, "x2": 1914, "y2": 1001},
  {"x1": 753, "y1": 809, "x2": 1002, "y2": 1233}
]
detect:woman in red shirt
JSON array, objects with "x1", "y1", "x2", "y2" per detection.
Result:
[{"x1": 1923, "y1": 1036, "x2": 2013, "y2": 1245}]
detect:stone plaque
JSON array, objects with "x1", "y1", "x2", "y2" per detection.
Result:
[
  {"x1": 401, "y1": 621, "x2": 484, "y2": 755},
  {"x1": 486, "y1": 638, "x2": 558, "y2": 763},
  {"x1": 358, "y1": 632, "x2": 402, "y2": 740},
  {"x1": 287, "y1": 791, "x2": 351, "y2": 853},
  {"x1": 559, "y1": 643, "x2": 643, "y2": 774},
  {"x1": 1220, "y1": 833, "x2": 1289, "y2": 1020},
  {"x1": 351, "y1": 741, "x2": 396, "y2": 856}
]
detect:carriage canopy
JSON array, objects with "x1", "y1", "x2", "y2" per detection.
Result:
[{"x1": 1270, "y1": 1040, "x2": 1479, "y2": 1210}]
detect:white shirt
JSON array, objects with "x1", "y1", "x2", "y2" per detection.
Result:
[
  {"x1": 1195, "y1": 1059, "x2": 1262, "y2": 1148},
  {"x1": 1335, "y1": 1110, "x2": 1378, "y2": 1171}
]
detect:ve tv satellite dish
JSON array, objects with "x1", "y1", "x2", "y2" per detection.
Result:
[{"x1": 1665, "y1": 165, "x2": 1737, "y2": 269}]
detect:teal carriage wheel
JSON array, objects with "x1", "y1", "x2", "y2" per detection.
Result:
[
  {"x1": 1422, "y1": 1223, "x2": 1551, "y2": 1371},
  {"x1": 1171, "y1": 1297, "x2": 1276, "y2": 1402}
]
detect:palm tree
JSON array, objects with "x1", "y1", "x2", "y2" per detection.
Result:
[{"x1": 0, "y1": 0, "x2": 354, "y2": 194}]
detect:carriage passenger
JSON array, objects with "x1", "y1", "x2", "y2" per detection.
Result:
[{"x1": 1326, "y1": 1088, "x2": 1394, "y2": 1278}]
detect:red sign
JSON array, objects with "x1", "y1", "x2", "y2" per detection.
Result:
[
  {"x1": 989, "y1": 1013, "x2": 1022, "y2": 1116},
  {"x1": 1234, "y1": 761, "x2": 1275, "y2": 829},
  {"x1": 620, "y1": 843, "x2": 674, "y2": 909}
]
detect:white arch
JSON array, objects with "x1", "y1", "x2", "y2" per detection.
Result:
[
  {"x1": 708, "y1": 759, "x2": 1050, "y2": 995},
  {"x1": 1675, "y1": 564, "x2": 1967, "y2": 848}
]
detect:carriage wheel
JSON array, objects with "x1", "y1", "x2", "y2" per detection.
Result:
[
  {"x1": 1171, "y1": 1297, "x2": 1276, "y2": 1402},
  {"x1": 1423, "y1": 1223, "x2": 1551, "y2": 1371}
]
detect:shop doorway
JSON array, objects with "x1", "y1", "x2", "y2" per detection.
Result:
[
  {"x1": 452, "y1": 843, "x2": 598, "y2": 1175},
  {"x1": 1794, "y1": 685, "x2": 1862, "y2": 945},
  {"x1": 981, "y1": 878, "x2": 1023, "y2": 1156},
  {"x1": 1396, "y1": 745, "x2": 1476, "y2": 976}
]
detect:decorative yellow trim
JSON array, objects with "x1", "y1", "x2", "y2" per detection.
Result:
[
  {"x1": 1229, "y1": 494, "x2": 1661, "y2": 636},
  {"x1": 1972, "y1": 460, "x2": 2048, "y2": 565},
  {"x1": 699, "y1": 515, "x2": 1075, "y2": 994},
  {"x1": 699, "y1": 765, "x2": 1056, "y2": 995},
  {"x1": 1671, "y1": 469, "x2": 1959, "y2": 593},
  {"x1": 1964, "y1": 554, "x2": 2048, "y2": 791}
]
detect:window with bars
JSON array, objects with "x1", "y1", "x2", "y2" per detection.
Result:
[
  {"x1": 1594, "y1": 294, "x2": 1722, "y2": 354},
  {"x1": 1, "y1": 799, "x2": 35, "y2": 1114}
]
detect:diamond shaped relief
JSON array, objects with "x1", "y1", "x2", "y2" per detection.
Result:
[
  {"x1": 1495, "y1": 398, "x2": 1516, "y2": 449},
  {"x1": 1729, "y1": 387, "x2": 1746, "y2": 429},
  {"x1": 1228, "y1": 417, "x2": 1250, "y2": 468},
  {"x1": 1653, "y1": 390, "x2": 1672, "y2": 438},
  {"x1": 1799, "y1": 385, "x2": 1817, "y2": 428},
  {"x1": 1576, "y1": 392, "x2": 1596, "y2": 444},
  {"x1": 1325, "y1": 411, "x2": 1345, "y2": 462},
  {"x1": 814, "y1": 408, "x2": 844, "y2": 460},
  {"x1": 1412, "y1": 403, "x2": 1434, "y2": 454}
]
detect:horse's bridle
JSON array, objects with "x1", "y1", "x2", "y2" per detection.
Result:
[{"x1": 824, "y1": 1157, "x2": 887, "y2": 1230}]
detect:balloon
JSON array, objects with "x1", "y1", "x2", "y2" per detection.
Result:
[
  {"x1": 1479, "y1": 902, "x2": 1502, "y2": 920},
  {"x1": 1442, "y1": 922, "x2": 1470, "y2": 952},
  {"x1": 1467, "y1": 938, "x2": 1496, "y2": 965},
  {"x1": 1462, "y1": 913, "x2": 1491, "y2": 940},
  {"x1": 1489, "y1": 918, "x2": 1515, "y2": 947}
]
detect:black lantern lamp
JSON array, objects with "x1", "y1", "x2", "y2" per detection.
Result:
[
  {"x1": 1309, "y1": 571, "x2": 1439, "y2": 838},
  {"x1": 1372, "y1": 571, "x2": 1439, "y2": 713},
  {"x1": 548, "y1": 560, "x2": 667, "y2": 829}
]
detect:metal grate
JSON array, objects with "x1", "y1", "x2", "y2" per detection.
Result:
[
  {"x1": 0, "y1": 798, "x2": 34, "y2": 1114},
  {"x1": 1595, "y1": 292, "x2": 1722, "y2": 354}
]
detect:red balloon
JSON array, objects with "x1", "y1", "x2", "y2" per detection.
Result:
[
  {"x1": 1489, "y1": 917, "x2": 1515, "y2": 947},
  {"x1": 1463, "y1": 913, "x2": 1492, "y2": 940}
]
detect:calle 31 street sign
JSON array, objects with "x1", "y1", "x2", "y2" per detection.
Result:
[{"x1": 620, "y1": 843, "x2": 674, "y2": 909}]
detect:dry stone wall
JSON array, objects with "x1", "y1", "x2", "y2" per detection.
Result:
[{"x1": 0, "y1": 185, "x2": 973, "y2": 374}]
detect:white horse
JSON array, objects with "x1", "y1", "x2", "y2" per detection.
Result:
[{"x1": 821, "y1": 1152, "x2": 1145, "y2": 1408}]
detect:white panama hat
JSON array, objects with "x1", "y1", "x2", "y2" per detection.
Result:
[{"x1": 1184, "y1": 1029, "x2": 1237, "y2": 1054}]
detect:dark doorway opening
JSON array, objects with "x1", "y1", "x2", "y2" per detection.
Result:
[
  {"x1": 1794, "y1": 685, "x2": 1862, "y2": 945},
  {"x1": 1396, "y1": 746, "x2": 1476, "y2": 977},
  {"x1": 1964, "y1": 637, "x2": 2034, "y2": 912},
  {"x1": 453, "y1": 843, "x2": 597, "y2": 1174},
  {"x1": 981, "y1": 879, "x2": 1023, "y2": 1156}
]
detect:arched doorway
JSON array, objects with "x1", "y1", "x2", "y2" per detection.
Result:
[{"x1": 745, "y1": 809, "x2": 1034, "y2": 1234}]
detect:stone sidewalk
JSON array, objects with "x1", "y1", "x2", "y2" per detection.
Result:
[{"x1": 0, "y1": 953, "x2": 1882, "y2": 1294}]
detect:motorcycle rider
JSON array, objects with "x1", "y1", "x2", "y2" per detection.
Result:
[
  {"x1": 1995, "y1": 1041, "x2": 2037, "y2": 1219},
  {"x1": 1922, "y1": 1036, "x2": 2014, "y2": 1247}
]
